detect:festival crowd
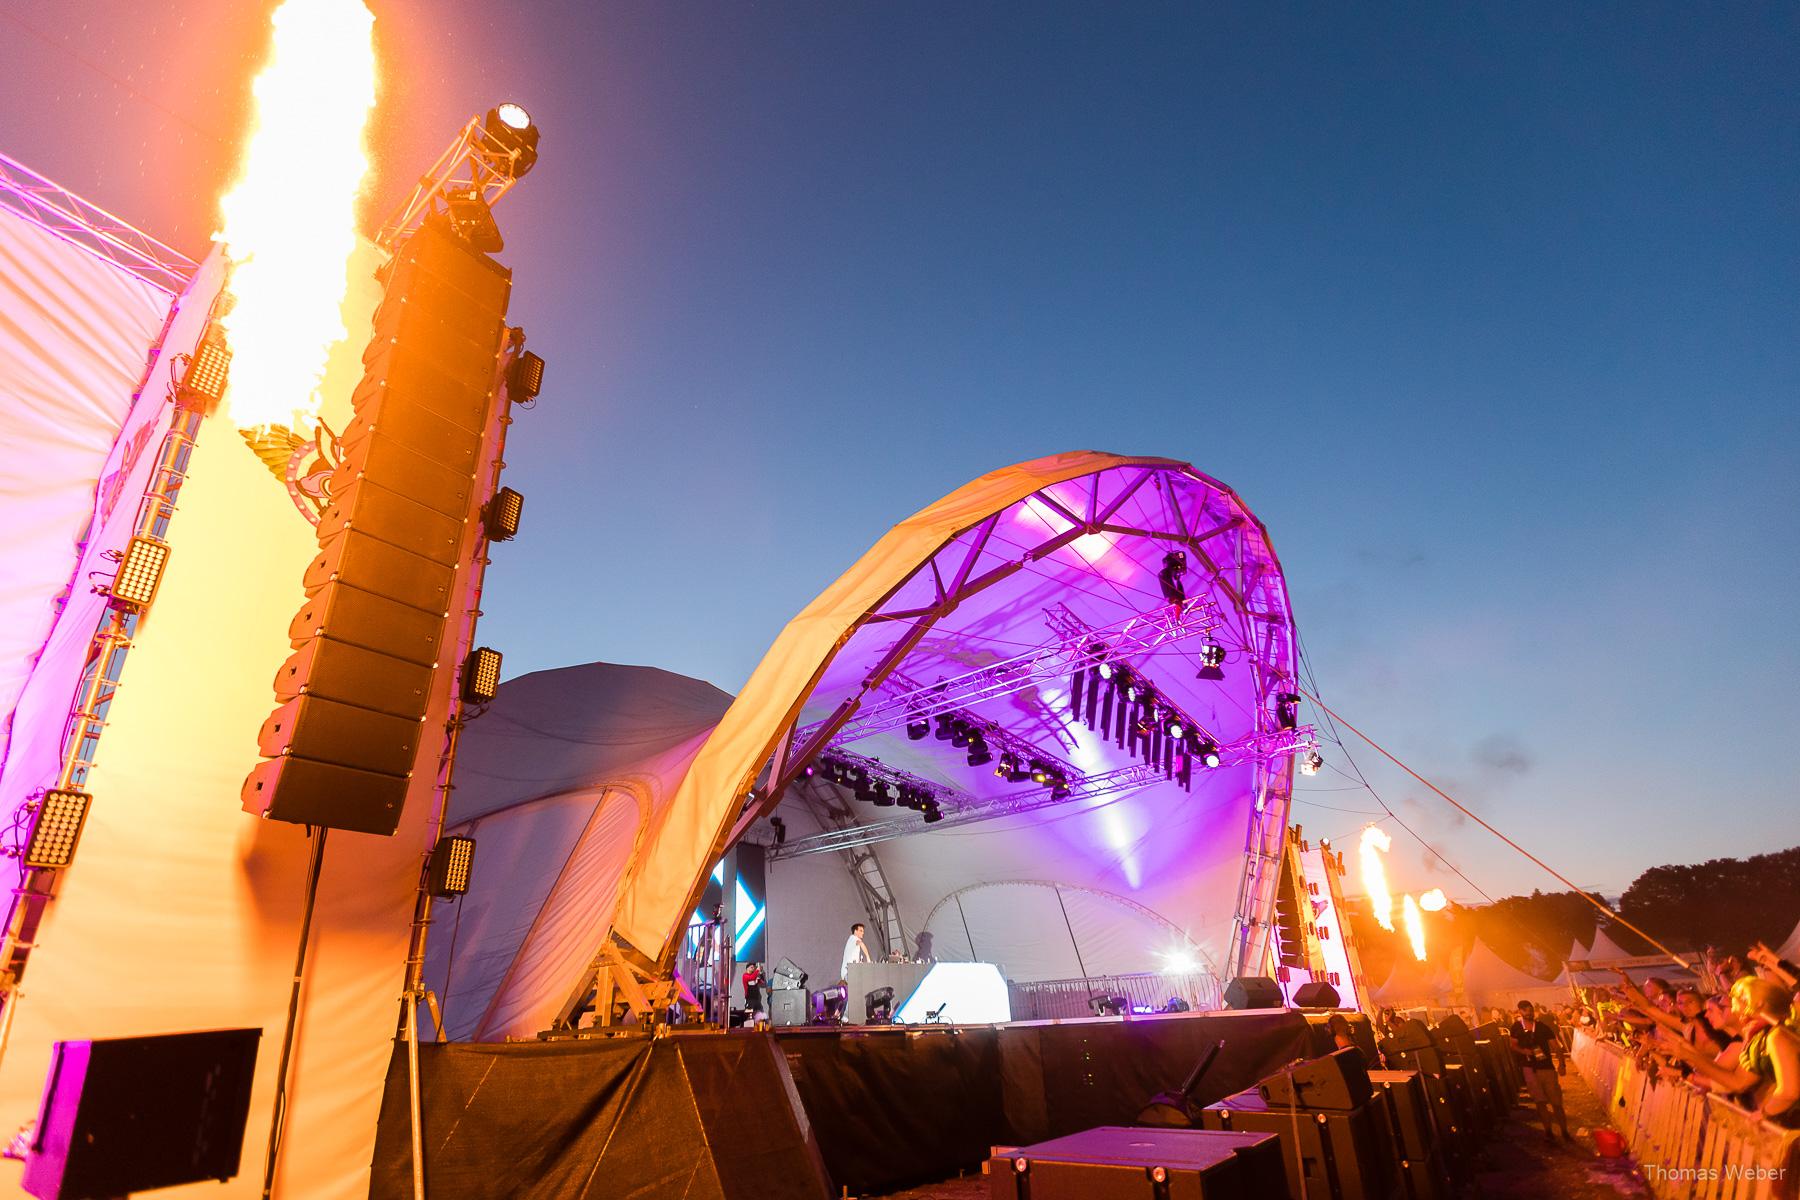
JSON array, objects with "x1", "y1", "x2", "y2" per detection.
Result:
[{"x1": 1560, "y1": 941, "x2": 1800, "y2": 1129}]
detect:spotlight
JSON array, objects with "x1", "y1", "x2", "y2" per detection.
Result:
[
  {"x1": 461, "y1": 646, "x2": 503, "y2": 704},
  {"x1": 1275, "y1": 692, "x2": 1301, "y2": 730},
  {"x1": 906, "y1": 715, "x2": 931, "y2": 741},
  {"x1": 1049, "y1": 778, "x2": 1072, "y2": 801},
  {"x1": 966, "y1": 734, "x2": 992, "y2": 767},
  {"x1": 950, "y1": 720, "x2": 972, "y2": 748},
  {"x1": 23, "y1": 789, "x2": 91, "y2": 869},
  {"x1": 1197, "y1": 641, "x2": 1226, "y2": 682},
  {"x1": 110, "y1": 536, "x2": 170, "y2": 610},
  {"x1": 1029, "y1": 761, "x2": 1052, "y2": 784},
  {"x1": 483, "y1": 487, "x2": 524, "y2": 541},
  {"x1": 484, "y1": 102, "x2": 540, "y2": 178},
  {"x1": 1166, "y1": 718, "x2": 1185, "y2": 740},
  {"x1": 1195, "y1": 740, "x2": 1221, "y2": 769},
  {"x1": 934, "y1": 714, "x2": 956, "y2": 741},
  {"x1": 873, "y1": 784, "x2": 897, "y2": 808},
  {"x1": 1158, "y1": 551, "x2": 1187, "y2": 606},
  {"x1": 921, "y1": 805, "x2": 944, "y2": 824},
  {"x1": 508, "y1": 350, "x2": 545, "y2": 402},
  {"x1": 177, "y1": 325, "x2": 231, "y2": 413},
  {"x1": 995, "y1": 752, "x2": 1022, "y2": 780},
  {"x1": 770, "y1": 816, "x2": 787, "y2": 846},
  {"x1": 1097, "y1": 662, "x2": 1114, "y2": 681},
  {"x1": 426, "y1": 834, "x2": 477, "y2": 896},
  {"x1": 1299, "y1": 750, "x2": 1324, "y2": 776},
  {"x1": 443, "y1": 188, "x2": 504, "y2": 253}
]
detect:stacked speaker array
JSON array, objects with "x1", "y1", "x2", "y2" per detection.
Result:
[{"x1": 243, "y1": 217, "x2": 513, "y2": 836}]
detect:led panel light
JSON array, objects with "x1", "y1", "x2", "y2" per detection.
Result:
[
  {"x1": 180, "y1": 328, "x2": 233, "y2": 408},
  {"x1": 462, "y1": 646, "x2": 503, "y2": 704},
  {"x1": 426, "y1": 834, "x2": 476, "y2": 896},
  {"x1": 24, "y1": 789, "x2": 92, "y2": 869},
  {"x1": 507, "y1": 351, "x2": 544, "y2": 401},
  {"x1": 111, "y1": 537, "x2": 171, "y2": 609},
  {"x1": 483, "y1": 487, "x2": 524, "y2": 542}
]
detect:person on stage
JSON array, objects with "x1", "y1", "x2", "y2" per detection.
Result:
[{"x1": 842, "y1": 922, "x2": 872, "y2": 981}]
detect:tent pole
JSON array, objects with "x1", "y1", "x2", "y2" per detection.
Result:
[
  {"x1": 406, "y1": 988, "x2": 425, "y2": 1200},
  {"x1": 1053, "y1": 886, "x2": 1092, "y2": 986}
]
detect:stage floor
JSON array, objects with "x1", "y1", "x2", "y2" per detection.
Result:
[{"x1": 371, "y1": 1007, "x2": 1353, "y2": 1199}]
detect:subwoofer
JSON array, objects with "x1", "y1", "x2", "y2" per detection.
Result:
[{"x1": 1293, "y1": 980, "x2": 1342, "y2": 1008}]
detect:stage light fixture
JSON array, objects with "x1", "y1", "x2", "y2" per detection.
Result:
[
  {"x1": 178, "y1": 326, "x2": 232, "y2": 412},
  {"x1": 1097, "y1": 662, "x2": 1114, "y2": 681},
  {"x1": 1166, "y1": 719, "x2": 1185, "y2": 740},
  {"x1": 1195, "y1": 740, "x2": 1221, "y2": 769},
  {"x1": 872, "y1": 783, "x2": 897, "y2": 808},
  {"x1": 934, "y1": 714, "x2": 955, "y2": 741},
  {"x1": 1197, "y1": 640, "x2": 1226, "y2": 682},
  {"x1": 1158, "y1": 551, "x2": 1187, "y2": 606},
  {"x1": 950, "y1": 720, "x2": 972, "y2": 748},
  {"x1": 426, "y1": 834, "x2": 477, "y2": 897},
  {"x1": 484, "y1": 102, "x2": 540, "y2": 178},
  {"x1": 1299, "y1": 750, "x2": 1324, "y2": 776},
  {"x1": 444, "y1": 188, "x2": 504, "y2": 252},
  {"x1": 995, "y1": 752, "x2": 1019, "y2": 779},
  {"x1": 23, "y1": 789, "x2": 92, "y2": 869},
  {"x1": 462, "y1": 647, "x2": 503, "y2": 704},
  {"x1": 965, "y1": 734, "x2": 992, "y2": 767},
  {"x1": 769, "y1": 816, "x2": 787, "y2": 845},
  {"x1": 483, "y1": 487, "x2": 525, "y2": 542},
  {"x1": 921, "y1": 805, "x2": 944, "y2": 824},
  {"x1": 1029, "y1": 761, "x2": 1052, "y2": 784},
  {"x1": 110, "y1": 536, "x2": 171, "y2": 610},
  {"x1": 906, "y1": 715, "x2": 930, "y2": 741},
  {"x1": 508, "y1": 350, "x2": 545, "y2": 401}
]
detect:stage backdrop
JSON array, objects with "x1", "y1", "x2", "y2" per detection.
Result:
[{"x1": 0, "y1": 232, "x2": 481, "y2": 1199}]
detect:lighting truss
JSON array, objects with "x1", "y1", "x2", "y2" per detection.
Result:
[
  {"x1": 1046, "y1": 600, "x2": 1223, "y2": 750},
  {"x1": 797, "y1": 599, "x2": 1218, "y2": 751},
  {"x1": 0, "y1": 151, "x2": 195, "y2": 293},
  {"x1": 771, "y1": 763, "x2": 1165, "y2": 859},
  {"x1": 377, "y1": 113, "x2": 532, "y2": 250},
  {"x1": 886, "y1": 669, "x2": 1086, "y2": 783}
]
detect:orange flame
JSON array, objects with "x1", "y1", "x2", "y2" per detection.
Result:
[
  {"x1": 216, "y1": 0, "x2": 377, "y2": 431},
  {"x1": 1403, "y1": 893, "x2": 1427, "y2": 961},
  {"x1": 1359, "y1": 824, "x2": 1394, "y2": 931}
]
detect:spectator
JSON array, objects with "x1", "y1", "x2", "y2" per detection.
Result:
[{"x1": 1662, "y1": 977, "x2": 1800, "y2": 1126}]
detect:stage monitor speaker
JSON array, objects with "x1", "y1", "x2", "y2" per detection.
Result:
[
  {"x1": 988, "y1": 1126, "x2": 1286, "y2": 1200},
  {"x1": 1223, "y1": 976, "x2": 1283, "y2": 1010},
  {"x1": 1293, "y1": 981, "x2": 1342, "y2": 1008},
  {"x1": 1257, "y1": 1048, "x2": 1374, "y2": 1112},
  {"x1": 22, "y1": 1028, "x2": 260, "y2": 1200},
  {"x1": 768, "y1": 989, "x2": 808, "y2": 1028},
  {"x1": 245, "y1": 216, "x2": 512, "y2": 836},
  {"x1": 1202, "y1": 1089, "x2": 1392, "y2": 1200},
  {"x1": 770, "y1": 957, "x2": 808, "y2": 989}
]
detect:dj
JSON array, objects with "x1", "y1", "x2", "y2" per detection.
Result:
[{"x1": 841, "y1": 922, "x2": 872, "y2": 981}]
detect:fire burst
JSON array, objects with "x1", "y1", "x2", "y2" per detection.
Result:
[
  {"x1": 1359, "y1": 824, "x2": 1394, "y2": 932},
  {"x1": 216, "y1": 0, "x2": 377, "y2": 432},
  {"x1": 1402, "y1": 894, "x2": 1427, "y2": 961}
]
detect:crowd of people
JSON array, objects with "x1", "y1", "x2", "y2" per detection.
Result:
[{"x1": 1563, "y1": 940, "x2": 1800, "y2": 1129}]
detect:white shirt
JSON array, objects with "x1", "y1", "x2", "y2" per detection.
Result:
[{"x1": 842, "y1": 932, "x2": 870, "y2": 979}]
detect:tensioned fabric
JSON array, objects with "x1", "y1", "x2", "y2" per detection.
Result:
[{"x1": 0, "y1": 206, "x2": 171, "y2": 771}]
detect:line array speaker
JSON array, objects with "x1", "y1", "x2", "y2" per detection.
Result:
[{"x1": 243, "y1": 217, "x2": 512, "y2": 835}]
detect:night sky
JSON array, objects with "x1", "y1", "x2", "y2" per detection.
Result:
[{"x1": 3, "y1": 1, "x2": 1795, "y2": 900}]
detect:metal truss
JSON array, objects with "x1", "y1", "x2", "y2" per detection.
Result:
[
  {"x1": 879, "y1": 668, "x2": 1088, "y2": 782},
  {"x1": 799, "y1": 599, "x2": 1218, "y2": 751},
  {"x1": 0, "y1": 151, "x2": 195, "y2": 293},
  {"x1": 376, "y1": 116, "x2": 527, "y2": 250}
]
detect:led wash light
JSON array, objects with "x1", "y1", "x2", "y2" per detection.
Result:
[
  {"x1": 24, "y1": 789, "x2": 92, "y2": 869},
  {"x1": 426, "y1": 834, "x2": 476, "y2": 896},
  {"x1": 110, "y1": 537, "x2": 171, "y2": 609},
  {"x1": 462, "y1": 647, "x2": 503, "y2": 704},
  {"x1": 508, "y1": 350, "x2": 545, "y2": 401},
  {"x1": 483, "y1": 487, "x2": 524, "y2": 542}
]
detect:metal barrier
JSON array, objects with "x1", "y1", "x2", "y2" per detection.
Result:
[
  {"x1": 1571, "y1": 1030, "x2": 1800, "y2": 1199},
  {"x1": 1008, "y1": 970, "x2": 1223, "y2": 1020}
]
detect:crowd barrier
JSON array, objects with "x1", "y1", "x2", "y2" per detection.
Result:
[
  {"x1": 1007, "y1": 970, "x2": 1223, "y2": 1019},
  {"x1": 1571, "y1": 1029, "x2": 1800, "y2": 1199}
]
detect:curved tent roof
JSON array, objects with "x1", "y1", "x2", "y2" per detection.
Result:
[
  {"x1": 1461, "y1": 938, "x2": 1554, "y2": 995},
  {"x1": 1584, "y1": 926, "x2": 1634, "y2": 962},
  {"x1": 429, "y1": 452, "x2": 1303, "y2": 1038}
]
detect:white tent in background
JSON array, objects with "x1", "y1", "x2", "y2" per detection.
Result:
[
  {"x1": 1461, "y1": 938, "x2": 1554, "y2": 993},
  {"x1": 1584, "y1": 926, "x2": 1634, "y2": 962},
  {"x1": 1777, "y1": 917, "x2": 1800, "y2": 965},
  {"x1": 1372, "y1": 957, "x2": 1450, "y2": 1008}
]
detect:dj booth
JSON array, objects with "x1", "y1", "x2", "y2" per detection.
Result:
[{"x1": 844, "y1": 961, "x2": 1011, "y2": 1024}]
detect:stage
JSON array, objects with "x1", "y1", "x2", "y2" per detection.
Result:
[{"x1": 368, "y1": 1007, "x2": 1353, "y2": 1199}]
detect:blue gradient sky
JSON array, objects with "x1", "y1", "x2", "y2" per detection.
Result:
[{"x1": 3, "y1": 2, "x2": 1794, "y2": 898}]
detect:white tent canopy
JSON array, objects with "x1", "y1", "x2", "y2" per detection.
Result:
[{"x1": 427, "y1": 453, "x2": 1304, "y2": 1039}]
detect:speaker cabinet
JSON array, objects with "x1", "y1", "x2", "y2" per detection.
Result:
[
  {"x1": 1292, "y1": 980, "x2": 1342, "y2": 1008},
  {"x1": 988, "y1": 1126, "x2": 1286, "y2": 1200},
  {"x1": 768, "y1": 989, "x2": 809, "y2": 1028},
  {"x1": 1202, "y1": 1089, "x2": 1392, "y2": 1200},
  {"x1": 1257, "y1": 1048, "x2": 1374, "y2": 1111},
  {"x1": 21, "y1": 1029, "x2": 260, "y2": 1199},
  {"x1": 1223, "y1": 976, "x2": 1283, "y2": 1010},
  {"x1": 246, "y1": 216, "x2": 511, "y2": 836}
]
